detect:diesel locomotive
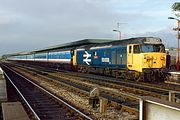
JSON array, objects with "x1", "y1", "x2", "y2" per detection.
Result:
[{"x1": 5, "y1": 37, "x2": 167, "y2": 82}]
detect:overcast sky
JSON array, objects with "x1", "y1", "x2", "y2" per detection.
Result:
[{"x1": 0, "y1": 0, "x2": 178, "y2": 55}]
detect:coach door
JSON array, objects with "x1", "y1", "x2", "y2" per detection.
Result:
[{"x1": 127, "y1": 45, "x2": 133, "y2": 69}]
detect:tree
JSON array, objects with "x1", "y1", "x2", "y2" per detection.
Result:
[{"x1": 172, "y1": 2, "x2": 180, "y2": 11}]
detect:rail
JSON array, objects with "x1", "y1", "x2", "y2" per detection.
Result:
[{"x1": 2, "y1": 64, "x2": 93, "y2": 120}]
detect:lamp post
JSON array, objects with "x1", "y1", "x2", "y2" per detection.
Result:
[
  {"x1": 168, "y1": 17, "x2": 180, "y2": 71},
  {"x1": 113, "y1": 22, "x2": 127, "y2": 40},
  {"x1": 113, "y1": 29, "x2": 121, "y2": 40}
]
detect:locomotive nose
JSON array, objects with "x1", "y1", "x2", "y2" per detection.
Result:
[{"x1": 143, "y1": 54, "x2": 166, "y2": 68}]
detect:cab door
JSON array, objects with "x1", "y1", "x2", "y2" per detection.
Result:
[{"x1": 127, "y1": 45, "x2": 133, "y2": 69}]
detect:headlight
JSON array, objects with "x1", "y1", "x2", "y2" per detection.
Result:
[{"x1": 160, "y1": 56, "x2": 165, "y2": 60}]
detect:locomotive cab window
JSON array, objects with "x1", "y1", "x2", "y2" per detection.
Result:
[
  {"x1": 129, "y1": 46, "x2": 132, "y2": 53},
  {"x1": 133, "y1": 45, "x2": 140, "y2": 54},
  {"x1": 141, "y1": 44, "x2": 165, "y2": 53}
]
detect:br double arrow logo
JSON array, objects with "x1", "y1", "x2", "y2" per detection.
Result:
[{"x1": 83, "y1": 51, "x2": 91, "y2": 65}]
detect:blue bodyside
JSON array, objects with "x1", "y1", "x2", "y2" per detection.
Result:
[
  {"x1": 48, "y1": 51, "x2": 71, "y2": 59},
  {"x1": 76, "y1": 45, "x2": 127, "y2": 69},
  {"x1": 15, "y1": 55, "x2": 27, "y2": 59},
  {"x1": 27, "y1": 54, "x2": 34, "y2": 59},
  {"x1": 35, "y1": 53, "x2": 47, "y2": 59}
]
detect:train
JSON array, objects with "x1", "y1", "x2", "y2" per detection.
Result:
[{"x1": 5, "y1": 37, "x2": 168, "y2": 82}]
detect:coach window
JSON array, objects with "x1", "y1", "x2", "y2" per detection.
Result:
[
  {"x1": 129, "y1": 46, "x2": 132, "y2": 53},
  {"x1": 133, "y1": 45, "x2": 140, "y2": 54}
]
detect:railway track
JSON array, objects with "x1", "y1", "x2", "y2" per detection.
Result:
[
  {"x1": 3, "y1": 61, "x2": 180, "y2": 119},
  {"x1": 53, "y1": 67, "x2": 179, "y2": 94},
  {"x1": 10, "y1": 62, "x2": 180, "y2": 98},
  {"x1": 6, "y1": 62, "x2": 180, "y2": 104},
  {"x1": 11, "y1": 62, "x2": 180, "y2": 92},
  {"x1": 2, "y1": 62, "x2": 139, "y2": 117},
  {"x1": 5, "y1": 62, "x2": 180, "y2": 101},
  {"x1": 1, "y1": 64, "x2": 93, "y2": 120}
]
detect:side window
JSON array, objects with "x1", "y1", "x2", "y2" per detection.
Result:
[
  {"x1": 104, "y1": 50, "x2": 110, "y2": 56},
  {"x1": 134, "y1": 45, "x2": 140, "y2": 53},
  {"x1": 111, "y1": 50, "x2": 116, "y2": 64},
  {"x1": 129, "y1": 46, "x2": 132, "y2": 53},
  {"x1": 93, "y1": 51, "x2": 97, "y2": 56},
  {"x1": 104, "y1": 51, "x2": 107, "y2": 56}
]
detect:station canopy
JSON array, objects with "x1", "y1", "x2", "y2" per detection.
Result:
[
  {"x1": 32, "y1": 39, "x2": 115, "y2": 53},
  {"x1": 3, "y1": 39, "x2": 115, "y2": 57},
  {"x1": 2, "y1": 51, "x2": 30, "y2": 58}
]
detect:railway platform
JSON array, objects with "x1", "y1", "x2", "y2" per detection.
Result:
[
  {"x1": 2, "y1": 102, "x2": 30, "y2": 120},
  {"x1": 139, "y1": 96, "x2": 180, "y2": 120},
  {"x1": 0, "y1": 67, "x2": 7, "y2": 120},
  {"x1": 0, "y1": 67, "x2": 7, "y2": 102}
]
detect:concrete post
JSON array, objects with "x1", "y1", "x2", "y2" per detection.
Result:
[
  {"x1": 169, "y1": 91, "x2": 176, "y2": 102},
  {"x1": 89, "y1": 87, "x2": 100, "y2": 108},
  {"x1": 99, "y1": 98, "x2": 107, "y2": 113}
]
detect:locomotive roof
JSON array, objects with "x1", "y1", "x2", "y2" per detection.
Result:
[
  {"x1": 77, "y1": 37, "x2": 163, "y2": 49},
  {"x1": 107, "y1": 37, "x2": 162, "y2": 45}
]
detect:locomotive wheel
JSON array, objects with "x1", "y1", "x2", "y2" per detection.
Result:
[
  {"x1": 135, "y1": 73, "x2": 143, "y2": 82},
  {"x1": 136, "y1": 75, "x2": 143, "y2": 82},
  {"x1": 115, "y1": 72, "x2": 119, "y2": 79}
]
